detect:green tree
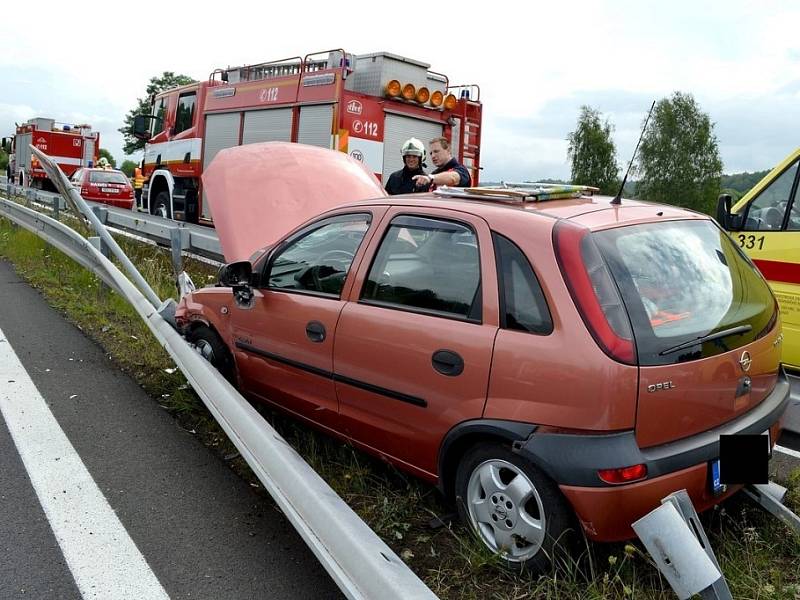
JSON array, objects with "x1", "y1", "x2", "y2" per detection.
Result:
[
  {"x1": 0, "y1": 148, "x2": 8, "y2": 172},
  {"x1": 566, "y1": 105, "x2": 619, "y2": 195},
  {"x1": 98, "y1": 148, "x2": 116, "y2": 168},
  {"x1": 119, "y1": 71, "x2": 197, "y2": 154},
  {"x1": 120, "y1": 159, "x2": 137, "y2": 178},
  {"x1": 635, "y1": 92, "x2": 723, "y2": 215}
]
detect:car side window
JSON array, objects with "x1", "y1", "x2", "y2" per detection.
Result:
[
  {"x1": 493, "y1": 233, "x2": 552, "y2": 334},
  {"x1": 743, "y1": 160, "x2": 800, "y2": 231},
  {"x1": 361, "y1": 215, "x2": 482, "y2": 321},
  {"x1": 266, "y1": 213, "x2": 371, "y2": 297}
]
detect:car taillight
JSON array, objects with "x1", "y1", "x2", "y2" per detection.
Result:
[
  {"x1": 554, "y1": 221, "x2": 636, "y2": 364},
  {"x1": 80, "y1": 187, "x2": 89, "y2": 195},
  {"x1": 598, "y1": 464, "x2": 647, "y2": 484}
]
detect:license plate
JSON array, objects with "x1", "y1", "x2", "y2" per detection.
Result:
[
  {"x1": 711, "y1": 429, "x2": 771, "y2": 493},
  {"x1": 101, "y1": 187, "x2": 119, "y2": 193},
  {"x1": 710, "y1": 459, "x2": 724, "y2": 494}
]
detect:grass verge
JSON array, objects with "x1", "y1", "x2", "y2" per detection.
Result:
[{"x1": 1, "y1": 213, "x2": 799, "y2": 599}]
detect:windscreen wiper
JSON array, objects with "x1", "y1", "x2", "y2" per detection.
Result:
[{"x1": 659, "y1": 324, "x2": 752, "y2": 356}]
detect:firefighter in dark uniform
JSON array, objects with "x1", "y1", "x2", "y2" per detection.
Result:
[
  {"x1": 384, "y1": 137, "x2": 429, "y2": 195},
  {"x1": 412, "y1": 136, "x2": 471, "y2": 190}
]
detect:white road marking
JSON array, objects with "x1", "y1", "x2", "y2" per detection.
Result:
[
  {"x1": 775, "y1": 444, "x2": 800, "y2": 460},
  {"x1": 0, "y1": 327, "x2": 169, "y2": 600}
]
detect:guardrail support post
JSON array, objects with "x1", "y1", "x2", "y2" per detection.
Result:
[
  {"x1": 633, "y1": 489, "x2": 732, "y2": 599},
  {"x1": 744, "y1": 482, "x2": 800, "y2": 535},
  {"x1": 52, "y1": 196, "x2": 60, "y2": 220},
  {"x1": 92, "y1": 205, "x2": 109, "y2": 225},
  {"x1": 169, "y1": 227, "x2": 190, "y2": 275}
]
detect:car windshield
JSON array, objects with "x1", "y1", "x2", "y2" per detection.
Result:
[
  {"x1": 89, "y1": 171, "x2": 128, "y2": 185},
  {"x1": 593, "y1": 220, "x2": 776, "y2": 365}
]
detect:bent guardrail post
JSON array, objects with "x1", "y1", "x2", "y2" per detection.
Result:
[
  {"x1": 0, "y1": 195, "x2": 438, "y2": 600},
  {"x1": 30, "y1": 145, "x2": 163, "y2": 311},
  {"x1": 744, "y1": 482, "x2": 800, "y2": 535},
  {"x1": 632, "y1": 489, "x2": 731, "y2": 600}
]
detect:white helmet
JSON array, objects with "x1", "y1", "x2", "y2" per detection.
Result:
[{"x1": 401, "y1": 137, "x2": 426, "y2": 162}]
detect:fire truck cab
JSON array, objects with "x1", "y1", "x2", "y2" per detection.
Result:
[
  {"x1": 133, "y1": 49, "x2": 482, "y2": 224},
  {"x1": 5, "y1": 118, "x2": 99, "y2": 190}
]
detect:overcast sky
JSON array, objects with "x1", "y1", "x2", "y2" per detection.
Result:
[{"x1": 3, "y1": 0, "x2": 799, "y2": 182}]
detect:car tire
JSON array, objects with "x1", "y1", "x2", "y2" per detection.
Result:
[
  {"x1": 455, "y1": 443, "x2": 577, "y2": 574},
  {"x1": 186, "y1": 325, "x2": 235, "y2": 383},
  {"x1": 153, "y1": 190, "x2": 171, "y2": 219}
]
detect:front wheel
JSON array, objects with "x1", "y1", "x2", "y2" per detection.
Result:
[
  {"x1": 455, "y1": 443, "x2": 577, "y2": 573},
  {"x1": 186, "y1": 325, "x2": 235, "y2": 383},
  {"x1": 152, "y1": 190, "x2": 171, "y2": 219}
]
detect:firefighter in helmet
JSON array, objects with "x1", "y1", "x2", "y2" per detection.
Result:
[
  {"x1": 97, "y1": 156, "x2": 110, "y2": 170},
  {"x1": 384, "y1": 137, "x2": 430, "y2": 195}
]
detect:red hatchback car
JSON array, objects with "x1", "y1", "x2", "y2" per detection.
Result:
[
  {"x1": 70, "y1": 168, "x2": 135, "y2": 209},
  {"x1": 175, "y1": 143, "x2": 789, "y2": 572}
]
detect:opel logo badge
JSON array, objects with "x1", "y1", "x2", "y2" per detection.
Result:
[{"x1": 739, "y1": 351, "x2": 752, "y2": 372}]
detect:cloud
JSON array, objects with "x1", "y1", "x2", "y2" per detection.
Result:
[{"x1": 3, "y1": 0, "x2": 800, "y2": 180}]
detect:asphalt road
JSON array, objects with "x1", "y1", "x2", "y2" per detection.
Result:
[{"x1": 0, "y1": 259, "x2": 342, "y2": 599}]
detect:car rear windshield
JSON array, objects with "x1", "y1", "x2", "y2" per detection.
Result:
[
  {"x1": 89, "y1": 171, "x2": 128, "y2": 185},
  {"x1": 593, "y1": 220, "x2": 776, "y2": 366}
]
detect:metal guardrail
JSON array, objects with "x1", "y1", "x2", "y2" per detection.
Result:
[
  {"x1": 1, "y1": 175, "x2": 224, "y2": 264},
  {"x1": 3, "y1": 174, "x2": 800, "y2": 440},
  {"x1": 0, "y1": 182, "x2": 437, "y2": 599}
]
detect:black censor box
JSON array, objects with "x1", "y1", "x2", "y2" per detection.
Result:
[{"x1": 718, "y1": 434, "x2": 770, "y2": 484}]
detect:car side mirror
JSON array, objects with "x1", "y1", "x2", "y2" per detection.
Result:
[
  {"x1": 133, "y1": 115, "x2": 158, "y2": 141},
  {"x1": 1, "y1": 137, "x2": 8, "y2": 152},
  {"x1": 219, "y1": 260, "x2": 254, "y2": 306},
  {"x1": 716, "y1": 194, "x2": 743, "y2": 231},
  {"x1": 218, "y1": 260, "x2": 253, "y2": 287}
]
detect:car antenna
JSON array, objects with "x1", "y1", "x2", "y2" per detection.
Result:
[{"x1": 611, "y1": 100, "x2": 656, "y2": 206}]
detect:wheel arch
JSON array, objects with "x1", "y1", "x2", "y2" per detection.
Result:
[
  {"x1": 184, "y1": 317, "x2": 238, "y2": 383},
  {"x1": 437, "y1": 419, "x2": 538, "y2": 502},
  {"x1": 148, "y1": 169, "x2": 174, "y2": 215}
]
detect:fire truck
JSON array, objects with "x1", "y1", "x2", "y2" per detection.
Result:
[
  {"x1": 2, "y1": 118, "x2": 100, "y2": 190},
  {"x1": 133, "y1": 49, "x2": 483, "y2": 223}
]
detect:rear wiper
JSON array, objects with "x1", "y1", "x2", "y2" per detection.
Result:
[{"x1": 659, "y1": 324, "x2": 752, "y2": 356}]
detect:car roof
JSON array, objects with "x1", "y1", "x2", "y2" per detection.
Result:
[{"x1": 345, "y1": 192, "x2": 709, "y2": 230}]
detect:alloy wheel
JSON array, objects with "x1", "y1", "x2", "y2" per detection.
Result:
[{"x1": 465, "y1": 459, "x2": 547, "y2": 562}]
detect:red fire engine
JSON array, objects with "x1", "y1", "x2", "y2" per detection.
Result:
[
  {"x1": 133, "y1": 49, "x2": 482, "y2": 223},
  {"x1": 4, "y1": 118, "x2": 100, "y2": 190}
]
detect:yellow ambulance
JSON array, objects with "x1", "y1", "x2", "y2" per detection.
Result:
[{"x1": 718, "y1": 148, "x2": 800, "y2": 370}]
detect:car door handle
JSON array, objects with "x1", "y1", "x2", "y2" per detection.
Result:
[
  {"x1": 431, "y1": 350, "x2": 464, "y2": 376},
  {"x1": 305, "y1": 321, "x2": 326, "y2": 343}
]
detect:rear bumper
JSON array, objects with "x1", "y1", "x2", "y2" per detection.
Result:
[
  {"x1": 90, "y1": 197, "x2": 134, "y2": 209},
  {"x1": 559, "y1": 462, "x2": 744, "y2": 541},
  {"x1": 516, "y1": 369, "x2": 790, "y2": 540}
]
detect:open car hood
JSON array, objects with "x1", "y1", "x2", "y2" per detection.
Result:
[{"x1": 203, "y1": 142, "x2": 386, "y2": 263}]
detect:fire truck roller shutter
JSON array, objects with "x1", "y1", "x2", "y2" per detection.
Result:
[
  {"x1": 202, "y1": 112, "x2": 242, "y2": 221},
  {"x1": 17, "y1": 133, "x2": 32, "y2": 174},
  {"x1": 382, "y1": 114, "x2": 442, "y2": 182},
  {"x1": 242, "y1": 108, "x2": 293, "y2": 144},
  {"x1": 451, "y1": 118, "x2": 461, "y2": 164},
  {"x1": 82, "y1": 138, "x2": 94, "y2": 167},
  {"x1": 297, "y1": 104, "x2": 334, "y2": 149}
]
